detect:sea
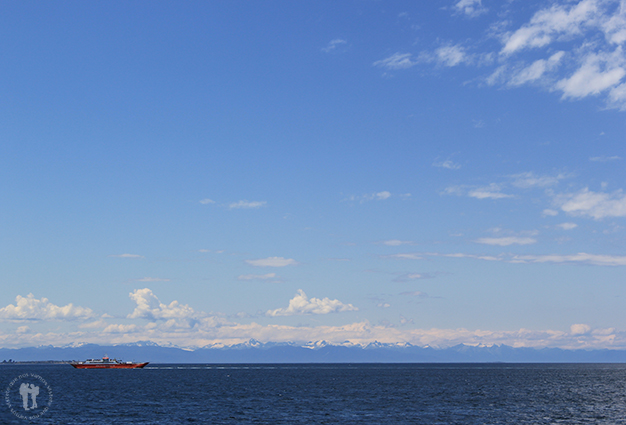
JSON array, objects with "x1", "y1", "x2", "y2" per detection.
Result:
[{"x1": 1, "y1": 363, "x2": 626, "y2": 424}]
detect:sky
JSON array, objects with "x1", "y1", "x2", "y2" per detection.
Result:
[{"x1": 1, "y1": 0, "x2": 626, "y2": 350}]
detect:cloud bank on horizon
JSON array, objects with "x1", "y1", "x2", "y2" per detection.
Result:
[{"x1": 1, "y1": 0, "x2": 625, "y2": 351}]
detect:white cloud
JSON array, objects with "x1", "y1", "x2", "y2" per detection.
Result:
[
  {"x1": 267, "y1": 290, "x2": 358, "y2": 316},
  {"x1": 543, "y1": 209, "x2": 559, "y2": 216},
  {"x1": 346, "y1": 191, "x2": 393, "y2": 203},
  {"x1": 509, "y1": 51, "x2": 566, "y2": 86},
  {"x1": 400, "y1": 291, "x2": 429, "y2": 297},
  {"x1": 556, "y1": 222, "x2": 578, "y2": 230},
  {"x1": 454, "y1": 0, "x2": 487, "y2": 18},
  {"x1": 237, "y1": 273, "x2": 277, "y2": 281},
  {"x1": 501, "y1": 0, "x2": 604, "y2": 55},
  {"x1": 127, "y1": 288, "x2": 197, "y2": 321},
  {"x1": 246, "y1": 257, "x2": 298, "y2": 267},
  {"x1": 377, "y1": 303, "x2": 391, "y2": 308},
  {"x1": 392, "y1": 251, "x2": 626, "y2": 266},
  {"x1": 510, "y1": 171, "x2": 568, "y2": 188},
  {"x1": 512, "y1": 252, "x2": 626, "y2": 266},
  {"x1": 199, "y1": 198, "x2": 215, "y2": 205},
  {"x1": 0, "y1": 294, "x2": 93, "y2": 321},
  {"x1": 590, "y1": 155, "x2": 622, "y2": 161},
  {"x1": 554, "y1": 188, "x2": 626, "y2": 219},
  {"x1": 475, "y1": 237, "x2": 537, "y2": 246},
  {"x1": 381, "y1": 240, "x2": 413, "y2": 246},
  {"x1": 322, "y1": 38, "x2": 347, "y2": 53},
  {"x1": 373, "y1": 53, "x2": 417, "y2": 70},
  {"x1": 433, "y1": 159, "x2": 461, "y2": 170},
  {"x1": 571, "y1": 323, "x2": 592, "y2": 335},
  {"x1": 108, "y1": 254, "x2": 144, "y2": 259},
  {"x1": 103, "y1": 324, "x2": 138, "y2": 334},
  {"x1": 394, "y1": 273, "x2": 432, "y2": 282},
  {"x1": 228, "y1": 200, "x2": 267, "y2": 209},
  {"x1": 435, "y1": 44, "x2": 469, "y2": 66},
  {"x1": 444, "y1": 184, "x2": 513, "y2": 199},
  {"x1": 556, "y1": 49, "x2": 626, "y2": 98},
  {"x1": 468, "y1": 184, "x2": 513, "y2": 199}
]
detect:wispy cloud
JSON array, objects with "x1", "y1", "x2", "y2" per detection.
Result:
[
  {"x1": 475, "y1": 237, "x2": 537, "y2": 246},
  {"x1": 134, "y1": 277, "x2": 171, "y2": 282},
  {"x1": 108, "y1": 253, "x2": 144, "y2": 259},
  {"x1": 433, "y1": 159, "x2": 461, "y2": 170},
  {"x1": 590, "y1": 155, "x2": 622, "y2": 162},
  {"x1": 392, "y1": 251, "x2": 626, "y2": 267},
  {"x1": 373, "y1": 53, "x2": 418, "y2": 70},
  {"x1": 399, "y1": 291, "x2": 429, "y2": 297},
  {"x1": 246, "y1": 257, "x2": 298, "y2": 267},
  {"x1": 380, "y1": 240, "x2": 414, "y2": 246},
  {"x1": 556, "y1": 222, "x2": 578, "y2": 230},
  {"x1": 394, "y1": 273, "x2": 433, "y2": 282},
  {"x1": 266, "y1": 290, "x2": 358, "y2": 316},
  {"x1": 228, "y1": 200, "x2": 267, "y2": 209},
  {"x1": 389, "y1": 0, "x2": 626, "y2": 110},
  {"x1": 345, "y1": 191, "x2": 394, "y2": 203},
  {"x1": 238, "y1": 273, "x2": 278, "y2": 281},
  {"x1": 554, "y1": 188, "x2": 626, "y2": 219},
  {"x1": 509, "y1": 171, "x2": 568, "y2": 188},
  {"x1": 199, "y1": 198, "x2": 215, "y2": 205},
  {"x1": 322, "y1": 38, "x2": 347, "y2": 53},
  {"x1": 454, "y1": 0, "x2": 487, "y2": 18}
]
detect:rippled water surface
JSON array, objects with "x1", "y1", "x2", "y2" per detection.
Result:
[{"x1": 2, "y1": 363, "x2": 626, "y2": 424}]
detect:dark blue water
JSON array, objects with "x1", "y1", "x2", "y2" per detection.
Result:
[{"x1": 2, "y1": 363, "x2": 626, "y2": 424}]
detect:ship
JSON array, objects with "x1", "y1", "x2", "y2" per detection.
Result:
[{"x1": 70, "y1": 356, "x2": 149, "y2": 369}]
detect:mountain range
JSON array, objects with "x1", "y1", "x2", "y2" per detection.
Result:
[{"x1": 2, "y1": 340, "x2": 626, "y2": 363}]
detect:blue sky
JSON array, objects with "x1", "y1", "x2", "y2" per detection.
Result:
[{"x1": 1, "y1": 0, "x2": 626, "y2": 349}]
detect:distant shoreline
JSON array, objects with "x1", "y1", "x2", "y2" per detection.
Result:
[{"x1": 1, "y1": 360, "x2": 73, "y2": 365}]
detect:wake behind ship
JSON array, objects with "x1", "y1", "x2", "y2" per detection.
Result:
[{"x1": 71, "y1": 356, "x2": 148, "y2": 369}]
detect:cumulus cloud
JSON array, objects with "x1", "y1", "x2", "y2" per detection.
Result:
[
  {"x1": 266, "y1": 289, "x2": 358, "y2": 316},
  {"x1": 475, "y1": 237, "x2": 537, "y2": 246},
  {"x1": 571, "y1": 323, "x2": 592, "y2": 335},
  {"x1": 0, "y1": 294, "x2": 93, "y2": 321},
  {"x1": 245, "y1": 257, "x2": 298, "y2": 267},
  {"x1": 128, "y1": 288, "x2": 197, "y2": 321},
  {"x1": 228, "y1": 200, "x2": 267, "y2": 209},
  {"x1": 554, "y1": 188, "x2": 626, "y2": 219}
]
